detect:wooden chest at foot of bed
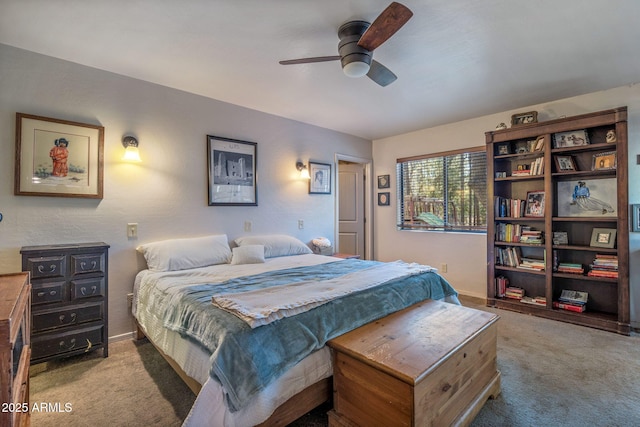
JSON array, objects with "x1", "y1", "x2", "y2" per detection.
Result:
[{"x1": 327, "y1": 300, "x2": 500, "y2": 427}]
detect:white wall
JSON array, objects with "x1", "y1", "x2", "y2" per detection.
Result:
[
  {"x1": 373, "y1": 83, "x2": 640, "y2": 327},
  {"x1": 0, "y1": 44, "x2": 371, "y2": 339}
]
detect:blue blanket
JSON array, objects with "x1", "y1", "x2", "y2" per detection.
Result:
[{"x1": 156, "y1": 259, "x2": 457, "y2": 411}]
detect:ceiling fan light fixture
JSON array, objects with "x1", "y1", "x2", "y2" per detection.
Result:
[{"x1": 343, "y1": 60, "x2": 370, "y2": 78}]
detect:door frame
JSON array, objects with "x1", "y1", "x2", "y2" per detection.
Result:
[{"x1": 334, "y1": 153, "x2": 373, "y2": 260}]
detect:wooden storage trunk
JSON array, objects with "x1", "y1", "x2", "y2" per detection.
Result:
[{"x1": 327, "y1": 300, "x2": 500, "y2": 426}]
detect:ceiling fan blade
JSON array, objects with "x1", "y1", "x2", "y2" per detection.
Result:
[
  {"x1": 279, "y1": 56, "x2": 341, "y2": 65},
  {"x1": 357, "y1": 2, "x2": 413, "y2": 51},
  {"x1": 367, "y1": 60, "x2": 397, "y2": 87}
]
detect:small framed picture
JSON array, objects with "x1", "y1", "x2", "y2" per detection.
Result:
[
  {"x1": 553, "y1": 130, "x2": 589, "y2": 148},
  {"x1": 309, "y1": 161, "x2": 332, "y2": 194},
  {"x1": 524, "y1": 190, "x2": 545, "y2": 217},
  {"x1": 589, "y1": 228, "x2": 617, "y2": 248},
  {"x1": 592, "y1": 151, "x2": 617, "y2": 171},
  {"x1": 377, "y1": 192, "x2": 390, "y2": 206},
  {"x1": 554, "y1": 155, "x2": 577, "y2": 173},
  {"x1": 377, "y1": 174, "x2": 390, "y2": 189},
  {"x1": 632, "y1": 204, "x2": 640, "y2": 232},
  {"x1": 497, "y1": 143, "x2": 510, "y2": 155},
  {"x1": 552, "y1": 231, "x2": 569, "y2": 245},
  {"x1": 534, "y1": 135, "x2": 545, "y2": 151},
  {"x1": 511, "y1": 111, "x2": 538, "y2": 126},
  {"x1": 207, "y1": 135, "x2": 257, "y2": 205}
]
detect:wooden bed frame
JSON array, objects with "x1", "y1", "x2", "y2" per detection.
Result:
[{"x1": 135, "y1": 322, "x2": 331, "y2": 426}]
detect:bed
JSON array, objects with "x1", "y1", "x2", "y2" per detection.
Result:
[{"x1": 132, "y1": 234, "x2": 460, "y2": 426}]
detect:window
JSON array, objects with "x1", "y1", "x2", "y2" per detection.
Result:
[{"x1": 396, "y1": 147, "x2": 487, "y2": 232}]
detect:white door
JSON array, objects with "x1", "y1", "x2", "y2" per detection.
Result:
[{"x1": 338, "y1": 162, "x2": 365, "y2": 256}]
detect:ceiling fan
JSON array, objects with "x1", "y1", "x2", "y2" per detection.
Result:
[{"x1": 279, "y1": 2, "x2": 413, "y2": 87}]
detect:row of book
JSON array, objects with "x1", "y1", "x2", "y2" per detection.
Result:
[
  {"x1": 494, "y1": 278, "x2": 588, "y2": 313},
  {"x1": 556, "y1": 262, "x2": 584, "y2": 274},
  {"x1": 511, "y1": 156, "x2": 544, "y2": 176},
  {"x1": 495, "y1": 196, "x2": 526, "y2": 218},
  {"x1": 495, "y1": 223, "x2": 544, "y2": 244},
  {"x1": 495, "y1": 246, "x2": 545, "y2": 271}
]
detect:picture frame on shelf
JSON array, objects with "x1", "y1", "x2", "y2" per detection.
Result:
[
  {"x1": 632, "y1": 204, "x2": 640, "y2": 232},
  {"x1": 592, "y1": 151, "x2": 617, "y2": 171},
  {"x1": 552, "y1": 231, "x2": 569, "y2": 245},
  {"x1": 377, "y1": 174, "x2": 390, "y2": 189},
  {"x1": 589, "y1": 228, "x2": 617, "y2": 249},
  {"x1": 309, "y1": 161, "x2": 332, "y2": 194},
  {"x1": 497, "y1": 143, "x2": 510, "y2": 155},
  {"x1": 556, "y1": 178, "x2": 616, "y2": 217},
  {"x1": 207, "y1": 135, "x2": 257, "y2": 206},
  {"x1": 534, "y1": 135, "x2": 545, "y2": 151},
  {"x1": 552, "y1": 130, "x2": 589, "y2": 148},
  {"x1": 524, "y1": 190, "x2": 545, "y2": 217},
  {"x1": 554, "y1": 155, "x2": 577, "y2": 173},
  {"x1": 511, "y1": 111, "x2": 538, "y2": 126},
  {"x1": 377, "y1": 192, "x2": 390, "y2": 206},
  {"x1": 15, "y1": 112, "x2": 105, "y2": 199}
]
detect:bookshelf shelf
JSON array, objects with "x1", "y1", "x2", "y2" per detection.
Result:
[{"x1": 486, "y1": 107, "x2": 630, "y2": 335}]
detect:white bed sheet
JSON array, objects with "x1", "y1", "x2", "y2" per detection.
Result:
[{"x1": 133, "y1": 254, "x2": 459, "y2": 426}]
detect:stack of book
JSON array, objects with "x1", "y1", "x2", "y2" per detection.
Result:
[
  {"x1": 517, "y1": 257, "x2": 545, "y2": 271},
  {"x1": 505, "y1": 287, "x2": 525, "y2": 300},
  {"x1": 553, "y1": 290, "x2": 588, "y2": 313},
  {"x1": 495, "y1": 275, "x2": 509, "y2": 298},
  {"x1": 521, "y1": 296, "x2": 546, "y2": 307},
  {"x1": 556, "y1": 262, "x2": 584, "y2": 275},
  {"x1": 588, "y1": 254, "x2": 618, "y2": 279},
  {"x1": 495, "y1": 224, "x2": 543, "y2": 244},
  {"x1": 519, "y1": 227, "x2": 544, "y2": 244}
]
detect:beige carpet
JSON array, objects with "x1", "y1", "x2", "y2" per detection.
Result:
[{"x1": 30, "y1": 298, "x2": 640, "y2": 426}]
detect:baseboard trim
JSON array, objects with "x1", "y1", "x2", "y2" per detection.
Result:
[{"x1": 109, "y1": 331, "x2": 135, "y2": 343}]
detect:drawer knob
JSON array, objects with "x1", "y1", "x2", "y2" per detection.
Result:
[
  {"x1": 37, "y1": 264, "x2": 57, "y2": 273},
  {"x1": 80, "y1": 261, "x2": 97, "y2": 270},
  {"x1": 59, "y1": 338, "x2": 76, "y2": 350},
  {"x1": 442, "y1": 383, "x2": 452, "y2": 392},
  {"x1": 80, "y1": 285, "x2": 98, "y2": 296}
]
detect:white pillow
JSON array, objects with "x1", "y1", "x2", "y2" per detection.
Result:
[
  {"x1": 137, "y1": 234, "x2": 231, "y2": 271},
  {"x1": 231, "y1": 245, "x2": 265, "y2": 265},
  {"x1": 234, "y1": 234, "x2": 312, "y2": 258}
]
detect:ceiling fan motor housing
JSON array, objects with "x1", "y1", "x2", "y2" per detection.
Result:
[{"x1": 338, "y1": 20, "x2": 372, "y2": 77}]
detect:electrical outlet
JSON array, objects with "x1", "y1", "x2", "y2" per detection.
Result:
[
  {"x1": 127, "y1": 293, "x2": 134, "y2": 308},
  {"x1": 298, "y1": 219, "x2": 304, "y2": 229},
  {"x1": 244, "y1": 221, "x2": 252, "y2": 232},
  {"x1": 127, "y1": 223, "x2": 138, "y2": 238}
]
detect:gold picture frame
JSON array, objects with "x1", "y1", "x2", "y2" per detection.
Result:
[
  {"x1": 592, "y1": 151, "x2": 617, "y2": 171},
  {"x1": 15, "y1": 113, "x2": 104, "y2": 199},
  {"x1": 511, "y1": 111, "x2": 538, "y2": 127}
]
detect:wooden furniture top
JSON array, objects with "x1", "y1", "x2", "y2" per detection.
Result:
[
  {"x1": 0, "y1": 273, "x2": 30, "y2": 337},
  {"x1": 328, "y1": 300, "x2": 499, "y2": 385}
]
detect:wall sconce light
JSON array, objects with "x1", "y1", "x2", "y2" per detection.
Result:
[
  {"x1": 122, "y1": 135, "x2": 141, "y2": 162},
  {"x1": 296, "y1": 161, "x2": 310, "y2": 179}
]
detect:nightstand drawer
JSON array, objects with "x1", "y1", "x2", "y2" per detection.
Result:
[
  {"x1": 71, "y1": 253, "x2": 105, "y2": 275},
  {"x1": 26, "y1": 255, "x2": 66, "y2": 279},
  {"x1": 32, "y1": 323, "x2": 104, "y2": 361},
  {"x1": 33, "y1": 302, "x2": 104, "y2": 332},
  {"x1": 71, "y1": 277, "x2": 105, "y2": 300},
  {"x1": 32, "y1": 281, "x2": 66, "y2": 305}
]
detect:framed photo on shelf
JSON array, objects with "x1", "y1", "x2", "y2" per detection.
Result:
[
  {"x1": 377, "y1": 192, "x2": 390, "y2": 206},
  {"x1": 497, "y1": 143, "x2": 510, "y2": 155},
  {"x1": 556, "y1": 178, "x2": 616, "y2": 217},
  {"x1": 552, "y1": 231, "x2": 569, "y2": 245},
  {"x1": 589, "y1": 228, "x2": 617, "y2": 248},
  {"x1": 632, "y1": 204, "x2": 640, "y2": 232},
  {"x1": 554, "y1": 155, "x2": 577, "y2": 172},
  {"x1": 309, "y1": 161, "x2": 332, "y2": 194},
  {"x1": 377, "y1": 174, "x2": 390, "y2": 189},
  {"x1": 524, "y1": 190, "x2": 545, "y2": 217},
  {"x1": 534, "y1": 135, "x2": 545, "y2": 151},
  {"x1": 592, "y1": 151, "x2": 617, "y2": 171},
  {"x1": 207, "y1": 135, "x2": 257, "y2": 206},
  {"x1": 552, "y1": 130, "x2": 589, "y2": 148},
  {"x1": 511, "y1": 111, "x2": 537, "y2": 126},
  {"x1": 15, "y1": 113, "x2": 104, "y2": 199}
]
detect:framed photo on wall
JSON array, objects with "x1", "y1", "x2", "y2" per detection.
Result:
[
  {"x1": 377, "y1": 174, "x2": 390, "y2": 189},
  {"x1": 378, "y1": 192, "x2": 390, "y2": 206},
  {"x1": 207, "y1": 135, "x2": 257, "y2": 206},
  {"x1": 15, "y1": 113, "x2": 104, "y2": 198},
  {"x1": 309, "y1": 161, "x2": 331, "y2": 194}
]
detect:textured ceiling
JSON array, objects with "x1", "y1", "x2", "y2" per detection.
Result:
[{"x1": 2, "y1": 0, "x2": 640, "y2": 140}]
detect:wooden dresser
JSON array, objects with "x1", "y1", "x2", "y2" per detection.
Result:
[
  {"x1": 327, "y1": 300, "x2": 500, "y2": 427},
  {"x1": 0, "y1": 272, "x2": 31, "y2": 427},
  {"x1": 20, "y1": 242, "x2": 109, "y2": 364}
]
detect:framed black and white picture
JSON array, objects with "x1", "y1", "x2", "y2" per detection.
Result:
[
  {"x1": 309, "y1": 161, "x2": 331, "y2": 194},
  {"x1": 207, "y1": 135, "x2": 257, "y2": 206},
  {"x1": 552, "y1": 130, "x2": 589, "y2": 148}
]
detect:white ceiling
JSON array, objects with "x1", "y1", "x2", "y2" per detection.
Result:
[{"x1": 2, "y1": 1, "x2": 640, "y2": 140}]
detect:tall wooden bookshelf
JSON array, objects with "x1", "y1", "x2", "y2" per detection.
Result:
[{"x1": 486, "y1": 107, "x2": 629, "y2": 335}]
